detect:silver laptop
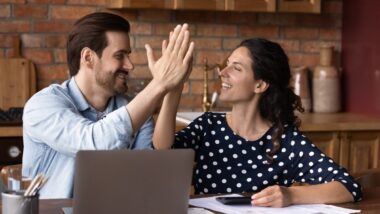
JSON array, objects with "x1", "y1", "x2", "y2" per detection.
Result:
[{"x1": 68, "y1": 149, "x2": 195, "y2": 214}]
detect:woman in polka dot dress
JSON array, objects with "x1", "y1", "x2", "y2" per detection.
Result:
[{"x1": 153, "y1": 38, "x2": 362, "y2": 207}]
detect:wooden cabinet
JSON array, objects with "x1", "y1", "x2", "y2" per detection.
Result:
[
  {"x1": 107, "y1": 0, "x2": 175, "y2": 9},
  {"x1": 176, "y1": 0, "x2": 225, "y2": 10},
  {"x1": 107, "y1": 0, "x2": 318, "y2": 13},
  {"x1": 277, "y1": 0, "x2": 321, "y2": 13},
  {"x1": 176, "y1": 112, "x2": 380, "y2": 174},
  {"x1": 0, "y1": 127, "x2": 23, "y2": 167},
  {"x1": 226, "y1": 0, "x2": 276, "y2": 12}
]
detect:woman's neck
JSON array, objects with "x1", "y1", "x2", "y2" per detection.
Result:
[{"x1": 227, "y1": 104, "x2": 272, "y2": 141}]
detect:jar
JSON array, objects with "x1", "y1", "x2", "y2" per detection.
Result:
[
  {"x1": 312, "y1": 45, "x2": 341, "y2": 113},
  {"x1": 291, "y1": 66, "x2": 311, "y2": 112}
]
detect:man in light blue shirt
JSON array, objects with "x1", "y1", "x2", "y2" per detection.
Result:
[{"x1": 22, "y1": 12, "x2": 194, "y2": 199}]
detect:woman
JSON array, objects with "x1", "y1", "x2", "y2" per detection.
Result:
[{"x1": 153, "y1": 38, "x2": 362, "y2": 207}]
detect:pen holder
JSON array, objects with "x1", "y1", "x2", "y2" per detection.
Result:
[{"x1": 2, "y1": 190, "x2": 39, "y2": 214}]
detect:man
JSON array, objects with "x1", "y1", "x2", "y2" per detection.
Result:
[{"x1": 22, "y1": 12, "x2": 194, "y2": 199}]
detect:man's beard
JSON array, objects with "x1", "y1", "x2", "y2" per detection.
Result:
[{"x1": 95, "y1": 69, "x2": 128, "y2": 95}]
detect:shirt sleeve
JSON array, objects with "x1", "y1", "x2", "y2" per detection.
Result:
[
  {"x1": 131, "y1": 116, "x2": 154, "y2": 150},
  {"x1": 173, "y1": 113, "x2": 207, "y2": 152},
  {"x1": 281, "y1": 130, "x2": 363, "y2": 202},
  {"x1": 23, "y1": 89, "x2": 135, "y2": 157}
]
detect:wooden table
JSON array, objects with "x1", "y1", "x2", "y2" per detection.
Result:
[{"x1": 1, "y1": 187, "x2": 380, "y2": 213}]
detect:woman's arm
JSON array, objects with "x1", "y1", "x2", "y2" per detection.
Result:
[
  {"x1": 251, "y1": 181, "x2": 353, "y2": 207},
  {"x1": 152, "y1": 88, "x2": 183, "y2": 149}
]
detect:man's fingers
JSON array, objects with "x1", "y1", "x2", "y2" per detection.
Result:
[
  {"x1": 173, "y1": 24, "x2": 188, "y2": 54},
  {"x1": 166, "y1": 25, "x2": 181, "y2": 52},
  {"x1": 145, "y1": 44, "x2": 155, "y2": 70},
  {"x1": 162, "y1": 40, "x2": 167, "y2": 55},
  {"x1": 183, "y1": 42, "x2": 194, "y2": 66},
  {"x1": 178, "y1": 30, "x2": 190, "y2": 58}
]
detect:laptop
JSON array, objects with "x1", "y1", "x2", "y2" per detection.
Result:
[{"x1": 64, "y1": 149, "x2": 195, "y2": 214}]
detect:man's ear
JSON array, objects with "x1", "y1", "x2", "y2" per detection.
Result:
[
  {"x1": 80, "y1": 47, "x2": 94, "y2": 68},
  {"x1": 254, "y1": 80, "x2": 269, "y2": 93}
]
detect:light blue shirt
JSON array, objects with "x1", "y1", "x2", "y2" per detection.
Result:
[{"x1": 22, "y1": 78, "x2": 153, "y2": 199}]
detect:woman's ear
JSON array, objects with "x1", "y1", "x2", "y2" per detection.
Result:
[{"x1": 254, "y1": 80, "x2": 269, "y2": 93}]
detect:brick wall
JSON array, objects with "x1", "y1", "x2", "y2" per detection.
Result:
[{"x1": 0, "y1": 0, "x2": 342, "y2": 111}]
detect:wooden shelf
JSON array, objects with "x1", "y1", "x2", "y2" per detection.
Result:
[{"x1": 0, "y1": 126, "x2": 22, "y2": 137}]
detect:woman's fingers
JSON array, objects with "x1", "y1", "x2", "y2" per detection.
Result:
[{"x1": 145, "y1": 44, "x2": 155, "y2": 71}]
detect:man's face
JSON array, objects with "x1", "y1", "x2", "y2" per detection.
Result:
[{"x1": 93, "y1": 31, "x2": 133, "y2": 95}]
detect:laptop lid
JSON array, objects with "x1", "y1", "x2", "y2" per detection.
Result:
[{"x1": 72, "y1": 149, "x2": 195, "y2": 214}]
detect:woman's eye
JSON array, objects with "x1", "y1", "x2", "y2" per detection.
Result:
[{"x1": 234, "y1": 67, "x2": 241, "y2": 71}]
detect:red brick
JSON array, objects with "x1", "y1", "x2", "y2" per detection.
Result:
[
  {"x1": 195, "y1": 50, "x2": 229, "y2": 65},
  {"x1": 129, "y1": 22, "x2": 152, "y2": 35},
  {"x1": 190, "y1": 80, "x2": 204, "y2": 95},
  {"x1": 193, "y1": 38, "x2": 222, "y2": 50},
  {"x1": 54, "y1": 48, "x2": 66, "y2": 63},
  {"x1": 36, "y1": 64, "x2": 69, "y2": 81},
  {"x1": 0, "y1": 20, "x2": 31, "y2": 33},
  {"x1": 0, "y1": 4, "x2": 11, "y2": 17},
  {"x1": 197, "y1": 24, "x2": 237, "y2": 37},
  {"x1": 175, "y1": 10, "x2": 215, "y2": 23},
  {"x1": 67, "y1": 0, "x2": 106, "y2": 5},
  {"x1": 189, "y1": 65, "x2": 206, "y2": 80},
  {"x1": 274, "y1": 39, "x2": 300, "y2": 52},
  {"x1": 320, "y1": 28, "x2": 341, "y2": 40},
  {"x1": 288, "y1": 53, "x2": 319, "y2": 67},
  {"x1": 215, "y1": 11, "x2": 257, "y2": 24},
  {"x1": 179, "y1": 95, "x2": 203, "y2": 110},
  {"x1": 27, "y1": 0, "x2": 65, "y2": 3},
  {"x1": 283, "y1": 27, "x2": 319, "y2": 39},
  {"x1": 134, "y1": 36, "x2": 167, "y2": 49},
  {"x1": 0, "y1": 50, "x2": 5, "y2": 58},
  {"x1": 44, "y1": 35, "x2": 67, "y2": 48},
  {"x1": 23, "y1": 49, "x2": 53, "y2": 64},
  {"x1": 129, "y1": 65, "x2": 152, "y2": 79},
  {"x1": 222, "y1": 38, "x2": 241, "y2": 50},
  {"x1": 119, "y1": 10, "x2": 139, "y2": 22},
  {"x1": 139, "y1": 10, "x2": 171, "y2": 22},
  {"x1": 13, "y1": 4, "x2": 48, "y2": 19},
  {"x1": 0, "y1": 35, "x2": 13, "y2": 48},
  {"x1": 21, "y1": 34, "x2": 44, "y2": 48},
  {"x1": 34, "y1": 20, "x2": 74, "y2": 33},
  {"x1": 240, "y1": 25, "x2": 279, "y2": 38},
  {"x1": 0, "y1": 0, "x2": 25, "y2": 3},
  {"x1": 129, "y1": 49, "x2": 148, "y2": 65},
  {"x1": 301, "y1": 41, "x2": 341, "y2": 53},
  {"x1": 152, "y1": 23, "x2": 196, "y2": 36},
  {"x1": 50, "y1": 6, "x2": 97, "y2": 20},
  {"x1": 297, "y1": 14, "x2": 341, "y2": 28},
  {"x1": 257, "y1": 13, "x2": 296, "y2": 26},
  {"x1": 323, "y1": 0, "x2": 342, "y2": 14}
]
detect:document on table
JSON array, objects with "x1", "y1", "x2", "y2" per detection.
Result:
[{"x1": 189, "y1": 194, "x2": 361, "y2": 214}]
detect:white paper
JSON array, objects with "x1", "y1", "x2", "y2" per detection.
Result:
[{"x1": 189, "y1": 194, "x2": 361, "y2": 214}]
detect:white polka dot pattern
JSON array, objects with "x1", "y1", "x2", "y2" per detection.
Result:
[{"x1": 174, "y1": 112, "x2": 362, "y2": 201}]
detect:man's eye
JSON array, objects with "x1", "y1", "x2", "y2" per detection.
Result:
[
  {"x1": 234, "y1": 67, "x2": 241, "y2": 71},
  {"x1": 115, "y1": 55, "x2": 123, "y2": 60}
]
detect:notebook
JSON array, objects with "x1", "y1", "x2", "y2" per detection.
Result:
[{"x1": 65, "y1": 149, "x2": 195, "y2": 214}]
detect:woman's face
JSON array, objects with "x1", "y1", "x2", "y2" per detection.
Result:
[{"x1": 219, "y1": 47, "x2": 261, "y2": 104}]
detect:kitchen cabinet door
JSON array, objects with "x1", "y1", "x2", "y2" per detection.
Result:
[
  {"x1": 305, "y1": 131, "x2": 340, "y2": 164},
  {"x1": 225, "y1": 0, "x2": 276, "y2": 12},
  {"x1": 107, "y1": 0, "x2": 175, "y2": 9},
  {"x1": 176, "y1": 0, "x2": 225, "y2": 10},
  {"x1": 277, "y1": 0, "x2": 321, "y2": 13},
  {"x1": 342, "y1": 131, "x2": 380, "y2": 174}
]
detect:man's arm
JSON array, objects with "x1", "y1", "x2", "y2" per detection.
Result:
[{"x1": 126, "y1": 24, "x2": 194, "y2": 134}]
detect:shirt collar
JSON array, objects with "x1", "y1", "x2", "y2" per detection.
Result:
[{"x1": 68, "y1": 77, "x2": 91, "y2": 112}]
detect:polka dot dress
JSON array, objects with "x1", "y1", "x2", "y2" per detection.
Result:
[{"x1": 173, "y1": 112, "x2": 362, "y2": 201}]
